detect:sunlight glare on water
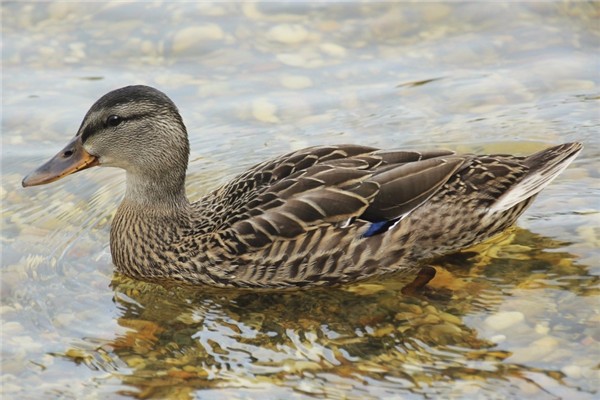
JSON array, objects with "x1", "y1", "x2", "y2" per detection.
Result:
[{"x1": 2, "y1": 2, "x2": 599, "y2": 399}]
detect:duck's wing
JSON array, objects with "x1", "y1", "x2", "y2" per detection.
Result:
[{"x1": 205, "y1": 145, "x2": 465, "y2": 255}]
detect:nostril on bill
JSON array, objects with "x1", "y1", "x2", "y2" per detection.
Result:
[{"x1": 63, "y1": 150, "x2": 74, "y2": 157}]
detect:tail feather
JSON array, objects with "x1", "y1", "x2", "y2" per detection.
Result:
[{"x1": 488, "y1": 142, "x2": 583, "y2": 213}]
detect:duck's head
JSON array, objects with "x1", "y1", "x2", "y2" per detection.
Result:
[{"x1": 22, "y1": 86, "x2": 190, "y2": 198}]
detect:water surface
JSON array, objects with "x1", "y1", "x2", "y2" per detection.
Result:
[{"x1": 2, "y1": 2, "x2": 599, "y2": 399}]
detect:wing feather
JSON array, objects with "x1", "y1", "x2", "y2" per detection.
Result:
[{"x1": 202, "y1": 145, "x2": 463, "y2": 254}]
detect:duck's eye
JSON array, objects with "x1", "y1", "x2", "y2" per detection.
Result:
[{"x1": 106, "y1": 115, "x2": 123, "y2": 127}]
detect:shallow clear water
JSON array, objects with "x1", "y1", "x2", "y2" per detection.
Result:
[{"x1": 2, "y1": 2, "x2": 599, "y2": 399}]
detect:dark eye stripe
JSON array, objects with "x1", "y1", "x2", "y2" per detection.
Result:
[
  {"x1": 80, "y1": 123, "x2": 96, "y2": 143},
  {"x1": 80, "y1": 113, "x2": 147, "y2": 143}
]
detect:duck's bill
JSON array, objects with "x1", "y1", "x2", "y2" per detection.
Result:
[{"x1": 22, "y1": 136, "x2": 99, "y2": 187}]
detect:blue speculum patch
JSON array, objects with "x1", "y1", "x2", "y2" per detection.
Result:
[{"x1": 362, "y1": 219, "x2": 399, "y2": 238}]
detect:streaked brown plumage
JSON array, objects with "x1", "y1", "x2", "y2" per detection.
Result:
[{"x1": 22, "y1": 85, "x2": 583, "y2": 289}]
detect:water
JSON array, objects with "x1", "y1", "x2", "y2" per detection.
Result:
[{"x1": 2, "y1": 2, "x2": 599, "y2": 399}]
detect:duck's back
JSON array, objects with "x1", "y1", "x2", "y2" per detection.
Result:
[
  {"x1": 178, "y1": 142, "x2": 581, "y2": 288},
  {"x1": 405, "y1": 142, "x2": 583, "y2": 262}
]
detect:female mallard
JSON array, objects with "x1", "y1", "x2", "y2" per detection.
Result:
[{"x1": 23, "y1": 85, "x2": 582, "y2": 289}]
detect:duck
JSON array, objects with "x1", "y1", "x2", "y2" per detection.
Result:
[{"x1": 22, "y1": 85, "x2": 583, "y2": 290}]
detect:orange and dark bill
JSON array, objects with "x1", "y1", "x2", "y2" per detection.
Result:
[{"x1": 22, "y1": 135, "x2": 99, "y2": 187}]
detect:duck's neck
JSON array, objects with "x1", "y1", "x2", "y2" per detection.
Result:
[
  {"x1": 123, "y1": 171, "x2": 191, "y2": 211},
  {"x1": 111, "y1": 170, "x2": 194, "y2": 280}
]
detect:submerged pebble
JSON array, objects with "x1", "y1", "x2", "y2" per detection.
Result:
[
  {"x1": 267, "y1": 24, "x2": 309, "y2": 44},
  {"x1": 561, "y1": 364, "x2": 583, "y2": 379},
  {"x1": 319, "y1": 43, "x2": 347, "y2": 57},
  {"x1": 484, "y1": 311, "x2": 525, "y2": 331},
  {"x1": 507, "y1": 336, "x2": 560, "y2": 363},
  {"x1": 252, "y1": 98, "x2": 279, "y2": 123},
  {"x1": 280, "y1": 74, "x2": 313, "y2": 90},
  {"x1": 172, "y1": 24, "x2": 224, "y2": 54}
]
